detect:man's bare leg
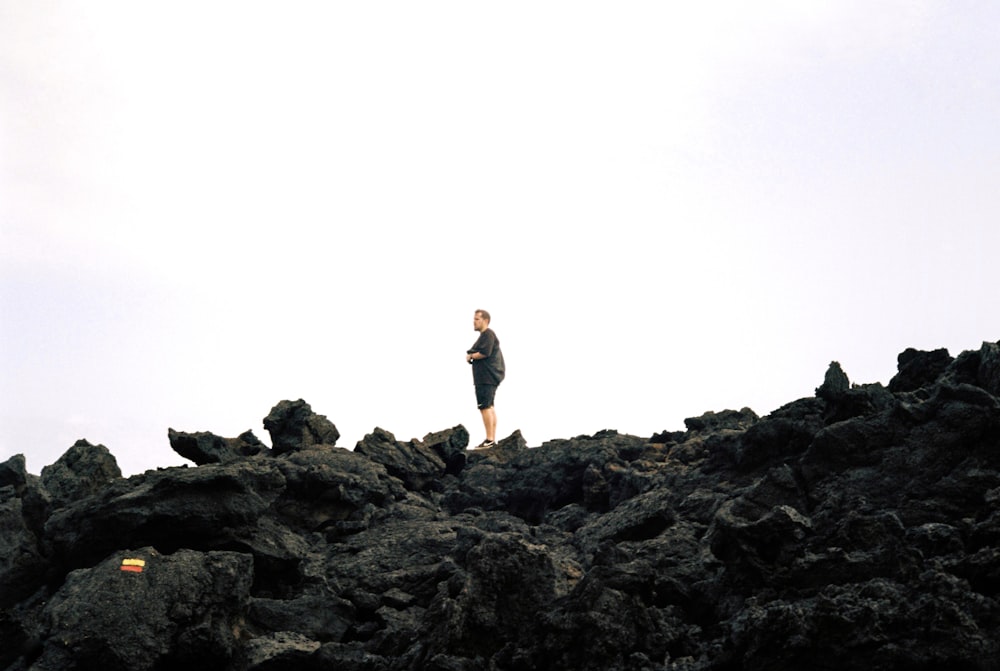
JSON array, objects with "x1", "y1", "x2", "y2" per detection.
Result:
[{"x1": 480, "y1": 406, "x2": 497, "y2": 443}]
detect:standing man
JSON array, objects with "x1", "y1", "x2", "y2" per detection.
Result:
[{"x1": 466, "y1": 309, "x2": 505, "y2": 448}]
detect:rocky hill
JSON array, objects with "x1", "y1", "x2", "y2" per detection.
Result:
[{"x1": 2, "y1": 342, "x2": 1000, "y2": 670}]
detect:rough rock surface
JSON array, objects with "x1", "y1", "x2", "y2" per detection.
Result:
[
  {"x1": 263, "y1": 399, "x2": 340, "y2": 455},
  {"x1": 167, "y1": 428, "x2": 268, "y2": 465},
  {"x1": 2, "y1": 341, "x2": 1000, "y2": 670},
  {"x1": 39, "y1": 439, "x2": 121, "y2": 509}
]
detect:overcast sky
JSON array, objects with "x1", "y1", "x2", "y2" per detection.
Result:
[{"x1": 3, "y1": 2, "x2": 999, "y2": 476}]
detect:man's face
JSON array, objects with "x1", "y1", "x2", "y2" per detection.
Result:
[{"x1": 473, "y1": 312, "x2": 488, "y2": 332}]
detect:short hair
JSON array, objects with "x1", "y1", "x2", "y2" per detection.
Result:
[{"x1": 475, "y1": 309, "x2": 491, "y2": 323}]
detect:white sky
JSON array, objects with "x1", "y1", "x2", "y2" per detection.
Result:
[{"x1": 2, "y1": 1, "x2": 999, "y2": 476}]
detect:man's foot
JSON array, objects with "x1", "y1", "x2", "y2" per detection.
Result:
[{"x1": 472, "y1": 439, "x2": 496, "y2": 449}]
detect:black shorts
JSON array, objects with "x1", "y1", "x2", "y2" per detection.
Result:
[{"x1": 475, "y1": 384, "x2": 497, "y2": 410}]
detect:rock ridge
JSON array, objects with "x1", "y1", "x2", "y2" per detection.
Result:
[{"x1": 1, "y1": 342, "x2": 999, "y2": 670}]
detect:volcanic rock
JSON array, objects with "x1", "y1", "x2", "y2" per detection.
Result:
[
  {"x1": 39, "y1": 439, "x2": 121, "y2": 509},
  {"x1": 33, "y1": 548, "x2": 252, "y2": 671},
  {"x1": 889, "y1": 347, "x2": 953, "y2": 392},
  {"x1": 2, "y1": 340, "x2": 1000, "y2": 670},
  {"x1": 168, "y1": 428, "x2": 268, "y2": 465},
  {"x1": 354, "y1": 428, "x2": 447, "y2": 492},
  {"x1": 263, "y1": 399, "x2": 340, "y2": 454}
]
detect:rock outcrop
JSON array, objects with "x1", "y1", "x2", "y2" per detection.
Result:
[{"x1": 2, "y1": 343, "x2": 1000, "y2": 670}]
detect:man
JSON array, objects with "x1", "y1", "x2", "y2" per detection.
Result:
[{"x1": 466, "y1": 309, "x2": 505, "y2": 448}]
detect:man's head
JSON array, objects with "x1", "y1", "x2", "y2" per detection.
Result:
[{"x1": 473, "y1": 309, "x2": 491, "y2": 332}]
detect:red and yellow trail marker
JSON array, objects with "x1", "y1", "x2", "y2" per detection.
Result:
[{"x1": 120, "y1": 558, "x2": 146, "y2": 573}]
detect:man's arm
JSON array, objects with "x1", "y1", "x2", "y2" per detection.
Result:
[{"x1": 466, "y1": 331, "x2": 495, "y2": 363}]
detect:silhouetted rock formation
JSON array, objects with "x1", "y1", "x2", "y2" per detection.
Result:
[
  {"x1": 167, "y1": 428, "x2": 268, "y2": 465},
  {"x1": 2, "y1": 342, "x2": 1000, "y2": 670}
]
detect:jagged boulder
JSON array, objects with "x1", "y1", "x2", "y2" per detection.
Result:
[
  {"x1": 263, "y1": 399, "x2": 340, "y2": 454},
  {"x1": 421, "y1": 425, "x2": 471, "y2": 475},
  {"x1": 941, "y1": 340, "x2": 1000, "y2": 398},
  {"x1": 0, "y1": 455, "x2": 50, "y2": 592},
  {"x1": 0, "y1": 453, "x2": 49, "y2": 529},
  {"x1": 354, "y1": 428, "x2": 447, "y2": 492},
  {"x1": 0, "y1": 454, "x2": 29, "y2": 490},
  {"x1": 815, "y1": 361, "x2": 897, "y2": 424},
  {"x1": 709, "y1": 499, "x2": 813, "y2": 577},
  {"x1": 44, "y1": 459, "x2": 287, "y2": 570},
  {"x1": 447, "y1": 431, "x2": 641, "y2": 523},
  {"x1": 271, "y1": 446, "x2": 407, "y2": 537},
  {"x1": 31, "y1": 548, "x2": 252, "y2": 671},
  {"x1": 683, "y1": 408, "x2": 759, "y2": 433},
  {"x1": 815, "y1": 360, "x2": 850, "y2": 400},
  {"x1": 889, "y1": 347, "x2": 953, "y2": 392},
  {"x1": 738, "y1": 398, "x2": 824, "y2": 467},
  {"x1": 426, "y1": 531, "x2": 564, "y2": 661},
  {"x1": 496, "y1": 429, "x2": 529, "y2": 451},
  {"x1": 168, "y1": 428, "x2": 267, "y2": 465},
  {"x1": 40, "y1": 439, "x2": 121, "y2": 509},
  {"x1": 573, "y1": 488, "x2": 677, "y2": 556},
  {"x1": 0, "y1": 496, "x2": 47, "y2": 609}
]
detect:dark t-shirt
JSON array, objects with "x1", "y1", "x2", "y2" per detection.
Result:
[{"x1": 468, "y1": 328, "x2": 505, "y2": 386}]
